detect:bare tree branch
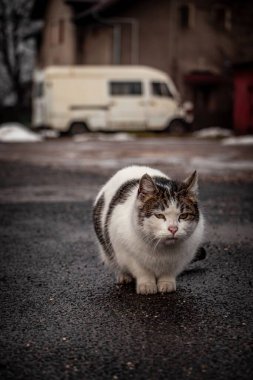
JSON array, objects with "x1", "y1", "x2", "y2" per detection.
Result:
[{"x1": 0, "y1": 0, "x2": 34, "y2": 105}]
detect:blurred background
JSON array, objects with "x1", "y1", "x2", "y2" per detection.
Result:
[{"x1": 0, "y1": 0, "x2": 253, "y2": 135}]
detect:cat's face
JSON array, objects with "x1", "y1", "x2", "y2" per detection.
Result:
[{"x1": 136, "y1": 172, "x2": 199, "y2": 246}]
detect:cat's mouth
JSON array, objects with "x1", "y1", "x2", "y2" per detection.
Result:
[{"x1": 163, "y1": 236, "x2": 178, "y2": 245}]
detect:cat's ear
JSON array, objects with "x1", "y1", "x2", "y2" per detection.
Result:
[
  {"x1": 138, "y1": 174, "x2": 158, "y2": 201},
  {"x1": 183, "y1": 170, "x2": 198, "y2": 194}
]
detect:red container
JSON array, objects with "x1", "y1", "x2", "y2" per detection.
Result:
[{"x1": 234, "y1": 64, "x2": 253, "y2": 134}]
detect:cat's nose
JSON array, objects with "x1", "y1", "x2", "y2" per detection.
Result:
[{"x1": 168, "y1": 226, "x2": 178, "y2": 235}]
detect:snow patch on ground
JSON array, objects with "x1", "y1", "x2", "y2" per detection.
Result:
[
  {"x1": 73, "y1": 132, "x2": 135, "y2": 142},
  {"x1": 222, "y1": 135, "x2": 253, "y2": 146},
  {"x1": 39, "y1": 129, "x2": 59, "y2": 139},
  {"x1": 0, "y1": 123, "x2": 43, "y2": 143},
  {"x1": 191, "y1": 156, "x2": 253, "y2": 171},
  {"x1": 193, "y1": 127, "x2": 233, "y2": 138},
  {"x1": 63, "y1": 153, "x2": 253, "y2": 172}
]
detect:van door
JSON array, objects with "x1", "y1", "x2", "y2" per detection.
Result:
[
  {"x1": 146, "y1": 81, "x2": 178, "y2": 130},
  {"x1": 107, "y1": 80, "x2": 146, "y2": 130}
]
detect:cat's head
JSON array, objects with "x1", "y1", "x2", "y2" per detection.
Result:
[{"x1": 136, "y1": 172, "x2": 199, "y2": 246}]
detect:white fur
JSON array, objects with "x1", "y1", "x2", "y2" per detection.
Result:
[{"x1": 94, "y1": 165, "x2": 205, "y2": 294}]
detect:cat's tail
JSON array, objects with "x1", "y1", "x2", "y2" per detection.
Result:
[{"x1": 191, "y1": 247, "x2": 207, "y2": 263}]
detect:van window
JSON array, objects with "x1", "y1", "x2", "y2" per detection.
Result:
[
  {"x1": 151, "y1": 82, "x2": 173, "y2": 98},
  {"x1": 110, "y1": 81, "x2": 142, "y2": 96},
  {"x1": 34, "y1": 82, "x2": 44, "y2": 98}
]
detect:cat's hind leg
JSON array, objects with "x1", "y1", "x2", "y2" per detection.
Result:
[{"x1": 116, "y1": 272, "x2": 134, "y2": 284}]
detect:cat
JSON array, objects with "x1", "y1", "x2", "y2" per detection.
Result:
[{"x1": 93, "y1": 165, "x2": 205, "y2": 295}]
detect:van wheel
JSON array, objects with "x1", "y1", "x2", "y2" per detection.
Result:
[
  {"x1": 69, "y1": 122, "x2": 89, "y2": 135},
  {"x1": 166, "y1": 120, "x2": 187, "y2": 135}
]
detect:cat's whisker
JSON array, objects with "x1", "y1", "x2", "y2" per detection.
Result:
[
  {"x1": 152, "y1": 237, "x2": 162, "y2": 255},
  {"x1": 142, "y1": 234, "x2": 157, "y2": 245}
]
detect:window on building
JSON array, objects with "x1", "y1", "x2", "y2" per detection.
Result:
[
  {"x1": 151, "y1": 82, "x2": 173, "y2": 98},
  {"x1": 59, "y1": 19, "x2": 65, "y2": 44},
  {"x1": 109, "y1": 81, "x2": 142, "y2": 96},
  {"x1": 212, "y1": 5, "x2": 232, "y2": 31},
  {"x1": 50, "y1": 22, "x2": 58, "y2": 45},
  {"x1": 50, "y1": 19, "x2": 65, "y2": 45},
  {"x1": 179, "y1": 4, "x2": 195, "y2": 29}
]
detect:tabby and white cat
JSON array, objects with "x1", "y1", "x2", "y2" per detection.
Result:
[{"x1": 93, "y1": 165, "x2": 204, "y2": 295}]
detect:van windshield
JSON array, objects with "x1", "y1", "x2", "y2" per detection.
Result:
[{"x1": 151, "y1": 82, "x2": 174, "y2": 98}]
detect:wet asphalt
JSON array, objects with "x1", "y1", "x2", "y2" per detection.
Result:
[{"x1": 0, "y1": 160, "x2": 253, "y2": 380}]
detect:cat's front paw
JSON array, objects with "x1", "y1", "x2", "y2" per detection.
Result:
[
  {"x1": 157, "y1": 280, "x2": 176, "y2": 293},
  {"x1": 136, "y1": 282, "x2": 157, "y2": 295}
]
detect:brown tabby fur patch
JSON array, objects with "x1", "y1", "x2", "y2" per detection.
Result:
[{"x1": 138, "y1": 177, "x2": 199, "y2": 224}]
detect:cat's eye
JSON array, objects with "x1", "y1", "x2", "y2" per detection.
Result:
[
  {"x1": 154, "y1": 213, "x2": 166, "y2": 220},
  {"x1": 179, "y1": 213, "x2": 189, "y2": 220},
  {"x1": 179, "y1": 213, "x2": 194, "y2": 221}
]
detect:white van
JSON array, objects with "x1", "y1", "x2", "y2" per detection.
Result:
[{"x1": 33, "y1": 66, "x2": 192, "y2": 134}]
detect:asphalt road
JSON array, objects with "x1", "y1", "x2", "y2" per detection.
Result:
[{"x1": 0, "y1": 139, "x2": 253, "y2": 380}]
